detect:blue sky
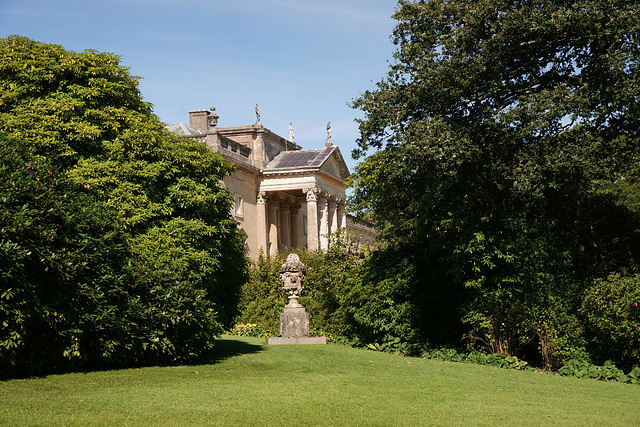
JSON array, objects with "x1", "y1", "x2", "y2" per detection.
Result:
[{"x1": 1, "y1": 0, "x2": 398, "y2": 171}]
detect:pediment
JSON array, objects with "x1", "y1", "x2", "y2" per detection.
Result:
[
  {"x1": 321, "y1": 147, "x2": 350, "y2": 180},
  {"x1": 264, "y1": 145, "x2": 350, "y2": 181}
]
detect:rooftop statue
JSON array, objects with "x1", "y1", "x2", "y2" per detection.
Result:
[{"x1": 255, "y1": 103, "x2": 262, "y2": 123}]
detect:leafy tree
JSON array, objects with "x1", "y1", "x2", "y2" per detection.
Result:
[
  {"x1": 349, "y1": 0, "x2": 640, "y2": 367},
  {"x1": 0, "y1": 36, "x2": 248, "y2": 376}
]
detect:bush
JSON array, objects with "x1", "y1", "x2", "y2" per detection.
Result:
[
  {"x1": 229, "y1": 323, "x2": 270, "y2": 338},
  {"x1": 581, "y1": 274, "x2": 640, "y2": 370},
  {"x1": 334, "y1": 249, "x2": 420, "y2": 346},
  {"x1": 233, "y1": 251, "x2": 288, "y2": 335},
  {"x1": 421, "y1": 348, "x2": 530, "y2": 370},
  {"x1": 0, "y1": 136, "x2": 228, "y2": 376}
]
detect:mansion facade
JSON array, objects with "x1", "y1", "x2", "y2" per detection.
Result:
[{"x1": 168, "y1": 107, "x2": 375, "y2": 259}]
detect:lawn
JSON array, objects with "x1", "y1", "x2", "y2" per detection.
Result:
[{"x1": 1, "y1": 335, "x2": 638, "y2": 426}]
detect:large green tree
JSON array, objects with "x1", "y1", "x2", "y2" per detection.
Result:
[
  {"x1": 350, "y1": 0, "x2": 640, "y2": 367},
  {"x1": 0, "y1": 36, "x2": 248, "y2": 376}
]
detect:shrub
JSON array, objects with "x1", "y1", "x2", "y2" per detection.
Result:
[
  {"x1": 581, "y1": 274, "x2": 640, "y2": 370},
  {"x1": 233, "y1": 251, "x2": 290, "y2": 335},
  {"x1": 229, "y1": 323, "x2": 271, "y2": 338},
  {"x1": 333, "y1": 247, "x2": 421, "y2": 347},
  {"x1": 558, "y1": 359, "x2": 631, "y2": 383}
]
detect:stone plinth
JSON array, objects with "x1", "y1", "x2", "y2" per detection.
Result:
[
  {"x1": 265, "y1": 336, "x2": 326, "y2": 345},
  {"x1": 280, "y1": 306, "x2": 309, "y2": 338}
]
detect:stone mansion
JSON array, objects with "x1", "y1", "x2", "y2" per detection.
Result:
[{"x1": 168, "y1": 106, "x2": 375, "y2": 259}]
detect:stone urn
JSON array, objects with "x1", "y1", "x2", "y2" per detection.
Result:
[{"x1": 280, "y1": 253, "x2": 307, "y2": 308}]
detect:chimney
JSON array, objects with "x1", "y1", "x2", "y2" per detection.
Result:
[{"x1": 189, "y1": 109, "x2": 210, "y2": 132}]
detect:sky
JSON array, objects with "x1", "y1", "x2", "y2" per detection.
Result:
[{"x1": 1, "y1": 0, "x2": 398, "y2": 172}]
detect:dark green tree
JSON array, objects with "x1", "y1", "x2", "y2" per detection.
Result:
[
  {"x1": 0, "y1": 36, "x2": 248, "y2": 376},
  {"x1": 349, "y1": 0, "x2": 640, "y2": 367}
]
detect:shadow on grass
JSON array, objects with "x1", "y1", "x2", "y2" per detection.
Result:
[
  {"x1": 196, "y1": 336, "x2": 265, "y2": 365},
  {"x1": 1, "y1": 337, "x2": 265, "y2": 380}
]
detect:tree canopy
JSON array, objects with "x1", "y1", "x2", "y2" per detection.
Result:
[
  {"x1": 0, "y1": 36, "x2": 248, "y2": 376},
  {"x1": 349, "y1": 0, "x2": 640, "y2": 368}
]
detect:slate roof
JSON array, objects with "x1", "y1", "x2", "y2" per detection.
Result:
[
  {"x1": 166, "y1": 123, "x2": 204, "y2": 136},
  {"x1": 265, "y1": 146, "x2": 336, "y2": 170}
]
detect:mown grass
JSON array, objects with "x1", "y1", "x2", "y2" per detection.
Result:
[{"x1": 1, "y1": 336, "x2": 639, "y2": 426}]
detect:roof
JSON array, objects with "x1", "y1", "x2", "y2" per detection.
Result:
[
  {"x1": 265, "y1": 146, "x2": 336, "y2": 170},
  {"x1": 166, "y1": 123, "x2": 204, "y2": 136}
]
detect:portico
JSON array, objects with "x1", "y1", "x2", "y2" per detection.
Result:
[
  {"x1": 255, "y1": 187, "x2": 348, "y2": 256},
  {"x1": 255, "y1": 144, "x2": 350, "y2": 255}
]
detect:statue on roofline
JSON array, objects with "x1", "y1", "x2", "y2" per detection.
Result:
[{"x1": 255, "y1": 103, "x2": 262, "y2": 123}]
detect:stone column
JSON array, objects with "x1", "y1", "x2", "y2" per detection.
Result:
[
  {"x1": 290, "y1": 202, "x2": 301, "y2": 248},
  {"x1": 337, "y1": 198, "x2": 347, "y2": 238},
  {"x1": 256, "y1": 191, "x2": 268, "y2": 256},
  {"x1": 339, "y1": 199, "x2": 347, "y2": 230},
  {"x1": 267, "y1": 193, "x2": 280, "y2": 257},
  {"x1": 328, "y1": 197, "x2": 338, "y2": 245},
  {"x1": 318, "y1": 192, "x2": 329, "y2": 250},
  {"x1": 303, "y1": 188, "x2": 319, "y2": 250},
  {"x1": 279, "y1": 199, "x2": 291, "y2": 249}
]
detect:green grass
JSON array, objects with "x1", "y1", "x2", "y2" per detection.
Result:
[{"x1": 1, "y1": 336, "x2": 639, "y2": 426}]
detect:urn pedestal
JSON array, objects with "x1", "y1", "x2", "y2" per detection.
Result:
[{"x1": 280, "y1": 306, "x2": 309, "y2": 338}]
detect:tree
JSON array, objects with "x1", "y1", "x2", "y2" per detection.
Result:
[
  {"x1": 349, "y1": 0, "x2": 640, "y2": 367},
  {"x1": 0, "y1": 36, "x2": 248, "y2": 376}
]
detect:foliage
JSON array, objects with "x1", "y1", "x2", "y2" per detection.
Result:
[
  {"x1": 348, "y1": 0, "x2": 640, "y2": 368},
  {"x1": 234, "y1": 237, "x2": 466, "y2": 356},
  {"x1": 0, "y1": 134, "x2": 128, "y2": 374},
  {"x1": 0, "y1": 36, "x2": 248, "y2": 376},
  {"x1": 229, "y1": 323, "x2": 271, "y2": 338},
  {"x1": 421, "y1": 347, "x2": 529, "y2": 370},
  {"x1": 558, "y1": 359, "x2": 633, "y2": 383},
  {"x1": 233, "y1": 232, "x2": 367, "y2": 338},
  {"x1": 333, "y1": 248, "x2": 420, "y2": 347},
  {"x1": 581, "y1": 274, "x2": 640, "y2": 370},
  {"x1": 233, "y1": 251, "x2": 288, "y2": 336}
]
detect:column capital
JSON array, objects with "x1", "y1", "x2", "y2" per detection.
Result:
[
  {"x1": 257, "y1": 191, "x2": 268, "y2": 204},
  {"x1": 280, "y1": 199, "x2": 291, "y2": 212},
  {"x1": 303, "y1": 187, "x2": 319, "y2": 202},
  {"x1": 267, "y1": 193, "x2": 280, "y2": 205},
  {"x1": 290, "y1": 201, "x2": 302, "y2": 214}
]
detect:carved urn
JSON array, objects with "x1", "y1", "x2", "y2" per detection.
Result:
[{"x1": 279, "y1": 253, "x2": 307, "y2": 308}]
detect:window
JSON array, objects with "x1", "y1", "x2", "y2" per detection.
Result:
[{"x1": 234, "y1": 194, "x2": 243, "y2": 218}]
